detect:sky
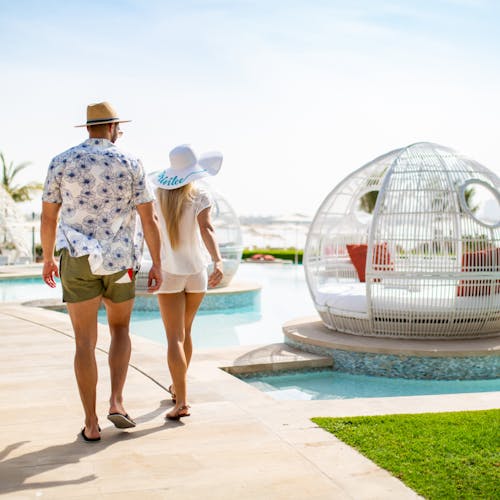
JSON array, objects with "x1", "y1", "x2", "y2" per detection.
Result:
[{"x1": 1, "y1": 0, "x2": 500, "y2": 217}]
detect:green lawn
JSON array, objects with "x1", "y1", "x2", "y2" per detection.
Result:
[
  {"x1": 312, "y1": 410, "x2": 500, "y2": 500},
  {"x1": 242, "y1": 248, "x2": 303, "y2": 263}
]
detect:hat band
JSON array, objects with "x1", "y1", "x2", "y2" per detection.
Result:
[
  {"x1": 86, "y1": 117, "x2": 120, "y2": 124},
  {"x1": 157, "y1": 169, "x2": 206, "y2": 187}
]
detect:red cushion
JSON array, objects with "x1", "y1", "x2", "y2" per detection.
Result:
[
  {"x1": 347, "y1": 243, "x2": 395, "y2": 283},
  {"x1": 372, "y1": 242, "x2": 393, "y2": 272},
  {"x1": 457, "y1": 248, "x2": 500, "y2": 296},
  {"x1": 346, "y1": 244, "x2": 368, "y2": 282}
]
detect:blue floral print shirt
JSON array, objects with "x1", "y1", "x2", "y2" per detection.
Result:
[{"x1": 42, "y1": 138, "x2": 154, "y2": 274}]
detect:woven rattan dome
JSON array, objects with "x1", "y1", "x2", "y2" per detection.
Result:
[
  {"x1": 304, "y1": 142, "x2": 500, "y2": 338},
  {"x1": 0, "y1": 184, "x2": 31, "y2": 263}
]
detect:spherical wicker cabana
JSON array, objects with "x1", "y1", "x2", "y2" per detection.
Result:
[
  {"x1": 0, "y1": 184, "x2": 31, "y2": 263},
  {"x1": 304, "y1": 142, "x2": 500, "y2": 339}
]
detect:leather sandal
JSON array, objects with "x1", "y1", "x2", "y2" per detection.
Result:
[
  {"x1": 165, "y1": 405, "x2": 190, "y2": 421},
  {"x1": 167, "y1": 384, "x2": 176, "y2": 403}
]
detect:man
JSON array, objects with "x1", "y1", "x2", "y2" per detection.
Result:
[{"x1": 41, "y1": 101, "x2": 162, "y2": 442}]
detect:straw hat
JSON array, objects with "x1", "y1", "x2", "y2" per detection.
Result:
[
  {"x1": 75, "y1": 101, "x2": 131, "y2": 127},
  {"x1": 150, "y1": 144, "x2": 222, "y2": 190}
]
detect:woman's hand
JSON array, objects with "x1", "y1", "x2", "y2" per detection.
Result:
[
  {"x1": 208, "y1": 260, "x2": 223, "y2": 288},
  {"x1": 198, "y1": 208, "x2": 223, "y2": 288}
]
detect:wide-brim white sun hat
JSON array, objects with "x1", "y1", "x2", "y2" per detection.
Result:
[{"x1": 150, "y1": 144, "x2": 222, "y2": 190}]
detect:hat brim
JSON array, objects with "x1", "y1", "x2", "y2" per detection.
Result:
[
  {"x1": 74, "y1": 119, "x2": 132, "y2": 128},
  {"x1": 198, "y1": 151, "x2": 223, "y2": 176},
  {"x1": 150, "y1": 151, "x2": 223, "y2": 190}
]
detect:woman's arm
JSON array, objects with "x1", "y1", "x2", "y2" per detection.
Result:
[{"x1": 198, "y1": 207, "x2": 223, "y2": 288}]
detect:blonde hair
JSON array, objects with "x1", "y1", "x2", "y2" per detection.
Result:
[{"x1": 156, "y1": 183, "x2": 195, "y2": 249}]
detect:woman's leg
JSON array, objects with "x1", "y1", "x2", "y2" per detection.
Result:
[
  {"x1": 183, "y1": 292, "x2": 205, "y2": 368},
  {"x1": 157, "y1": 292, "x2": 189, "y2": 414}
]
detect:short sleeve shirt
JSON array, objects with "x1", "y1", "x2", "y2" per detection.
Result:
[
  {"x1": 154, "y1": 185, "x2": 213, "y2": 275},
  {"x1": 42, "y1": 138, "x2": 154, "y2": 274}
]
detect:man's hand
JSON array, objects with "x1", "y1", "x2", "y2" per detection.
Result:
[
  {"x1": 40, "y1": 201, "x2": 61, "y2": 288},
  {"x1": 147, "y1": 263, "x2": 162, "y2": 292},
  {"x1": 42, "y1": 259, "x2": 59, "y2": 288}
]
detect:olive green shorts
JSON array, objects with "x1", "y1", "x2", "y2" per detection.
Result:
[{"x1": 59, "y1": 250, "x2": 136, "y2": 303}]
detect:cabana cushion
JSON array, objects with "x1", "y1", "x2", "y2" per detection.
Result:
[
  {"x1": 315, "y1": 282, "x2": 498, "y2": 317},
  {"x1": 346, "y1": 243, "x2": 393, "y2": 282},
  {"x1": 346, "y1": 244, "x2": 368, "y2": 282},
  {"x1": 457, "y1": 248, "x2": 500, "y2": 296}
]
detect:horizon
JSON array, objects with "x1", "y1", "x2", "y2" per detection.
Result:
[{"x1": 2, "y1": 0, "x2": 500, "y2": 217}]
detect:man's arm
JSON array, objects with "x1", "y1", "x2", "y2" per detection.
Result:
[
  {"x1": 40, "y1": 201, "x2": 61, "y2": 288},
  {"x1": 136, "y1": 201, "x2": 163, "y2": 292}
]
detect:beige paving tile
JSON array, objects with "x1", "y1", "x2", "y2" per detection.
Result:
[{"x1": 97, "y1": 492, "x2": 169, "y2": 500}]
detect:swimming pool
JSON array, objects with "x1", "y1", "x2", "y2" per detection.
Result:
[{"x1": 242, "y1": 369, "x2": 500, "y2": 400}]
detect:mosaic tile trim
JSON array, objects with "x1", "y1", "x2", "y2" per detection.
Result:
[
  {"x1": 134, "y1": 289, "x2": 261, "y2": 312},
  {"x1": 236, "y1": 367, "x2": 331, "y2": 379},
  {"x1": 285, "y1": 338, "x2": 499, "y2": 380}
]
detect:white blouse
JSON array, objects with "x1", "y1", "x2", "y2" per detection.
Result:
[{"x1": 155, "y1": 185, "x2": 213, "y2": 275}]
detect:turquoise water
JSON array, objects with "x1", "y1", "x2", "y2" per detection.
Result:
[
  {"x1": 0, "y1": 276, "x2": 61, "y2": 302},
  {"x1": 243, "y1": 369, "x2": 500, "y2": 400}
]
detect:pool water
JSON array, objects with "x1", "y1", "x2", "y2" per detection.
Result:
[
  {"x1": 0, "y1": 276, "x2": 61, "y2": 302},
  {"x1": 243, "y1": 369, "x2": 500, "y2": 400}
]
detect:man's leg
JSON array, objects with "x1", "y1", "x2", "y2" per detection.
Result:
[
  {"x1": 66, "y1": 295, "x2": 102, "y2": 440},
  {"x1": 103, "y1": 298, "x2": 134, "y2": 416}
]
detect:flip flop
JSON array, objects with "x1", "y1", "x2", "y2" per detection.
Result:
[
  {"x1": 107, "y1": 412, "x2": 136, "y2": 429},
  {"x1": 81, "y1": 428, "x2": 101, "y2": 442},
  {"x1": 167, "y1": 384, "x2": 176, "y2": 403}
]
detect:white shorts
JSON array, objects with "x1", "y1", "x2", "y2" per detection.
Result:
[{"x1": 156, "y1": 270, "x2": 208, "y2": 294}]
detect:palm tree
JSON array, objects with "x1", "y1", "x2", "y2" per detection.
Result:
[
  {"x1": 463, "y1": 186, "x2": 479, "y2": 213},
  {"x1": 358, "y1": 190, "x2": 379, "y2": 214},
  {"x1": 1, "y1": 152, "x2": 42, "y2": 202}
]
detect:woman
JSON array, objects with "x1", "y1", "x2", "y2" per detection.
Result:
[{"x1": 150, "y1": 144, "x2": 224, "y2": 420}]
